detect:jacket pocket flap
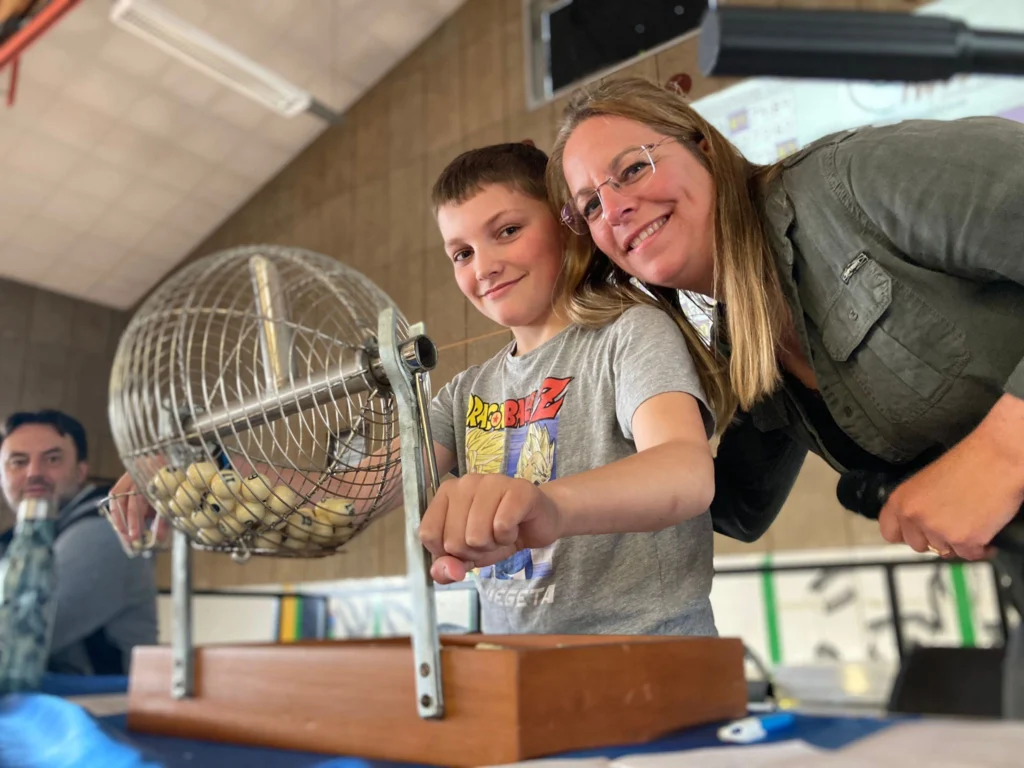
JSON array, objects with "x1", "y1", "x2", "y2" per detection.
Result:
[{"x1": 821, "y1": 255, "x2": 892, "y2": 362}]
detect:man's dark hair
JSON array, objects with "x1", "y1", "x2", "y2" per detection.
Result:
[{"x1": 0, "y1": 410, "x2": 88, "y2": 462}]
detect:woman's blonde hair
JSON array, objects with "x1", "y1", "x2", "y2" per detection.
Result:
[{"x1": 547, "y1": 76, "x2": 789, "y2": 431}]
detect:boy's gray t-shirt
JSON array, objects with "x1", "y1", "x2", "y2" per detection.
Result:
[{"x1": 430, "y1": 305, "x2": 717, "y2": 637}]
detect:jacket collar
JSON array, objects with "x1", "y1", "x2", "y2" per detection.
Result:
[{"x1": 56, "y1": 483, "x2": 111, "y2": 535}]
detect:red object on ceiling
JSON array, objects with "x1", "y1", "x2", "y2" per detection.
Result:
[{"x1": 1, "y1": 0, "x2": 82, "y2": 107}]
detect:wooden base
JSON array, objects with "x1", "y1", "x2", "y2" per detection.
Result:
[{"x1": 127, "y1": 635, "x2": 747, "y2": 766}]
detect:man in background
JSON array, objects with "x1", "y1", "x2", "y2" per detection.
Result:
[{"x1": 0, "y1": 410, "x2": 157, "y2": 675}]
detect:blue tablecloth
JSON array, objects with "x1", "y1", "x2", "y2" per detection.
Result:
[
  {"x1": 2, "y1": 679, "x2": 900, "y2": 768},
  {"x1": 40, "y1": 673, "x2": 130, "y2": 697},
  {"x1": 102, "y1": 711, "x2": 897, "y2": 767}
]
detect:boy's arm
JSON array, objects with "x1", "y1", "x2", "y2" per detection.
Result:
[
  {"x1": 543, "y1": 391, "x2": 713, "y2": 536},
  {"x1": 421, "y1": 306, "x2": 716, "y2": 579},
  {"x1": 422, "y1": 394, "x2": 712, "y2": 580},
  {"x1": 549, "y1": 303, "x2": 716, "y2": 533}
]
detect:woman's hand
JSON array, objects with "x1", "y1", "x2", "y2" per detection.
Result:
[
  {"x1": 418, "y1": 474, "x2": 563, "y2": 583},
  {"x1": 879, "y1": 393, "x2": 1024, "y2": 561}
]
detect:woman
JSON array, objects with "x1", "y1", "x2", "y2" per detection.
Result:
[{"x1": 547, "y1": 76, "x2": 1024, "y2": 563}]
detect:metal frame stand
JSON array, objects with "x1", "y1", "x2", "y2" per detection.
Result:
[
  {"x1": 378, "y1": 308, "x2": 444, "y2": 719},
  {"x1": 161, "y1": 293, "x2": 442, "y2": 718},
  {"x1": 170, "y1": 528, "x2": 194, "y2": 699}
]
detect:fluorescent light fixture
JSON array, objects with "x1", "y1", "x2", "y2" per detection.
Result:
[{"x1": 110, "y1": 0, "x2": 313, "y2": 117}]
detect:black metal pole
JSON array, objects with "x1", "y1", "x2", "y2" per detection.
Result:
[
  {"x1": 992, "y1": 562, "x2": 1012, "y2": 646},
  {"x1": 885, "y1": 564, "x2": 907, "y2": 660}
]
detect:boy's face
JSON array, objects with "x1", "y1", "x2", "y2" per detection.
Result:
[{"x1": 437, "y1": 184, "x2": 564, "y2": 331}]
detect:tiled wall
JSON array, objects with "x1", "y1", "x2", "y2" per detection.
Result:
[
  {"x1": 0, "y1": 277, "x2": 129, "y2": 523},
  {"x1": 156, "y1": 0, "x2": 928, "y2": 590}
]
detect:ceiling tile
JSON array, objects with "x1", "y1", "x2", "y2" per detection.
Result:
[
  {"x1": 244, "y1": 0, "x2": 295, "y2": 30},
  {"x1": 0, "y1": 249, "x2": 60, "y2": 286},
  {"x1": 64, "y1": 158, "x2": 134, "y2": 201},
  {"x1": 208, "y1": 88, "x2": 271, "y2": 131},
  {"x1": 145, "y1": 148, "x2": 208, "y2": 193},
  {"x1": 39, "y1": 187, "x2": 110, "y2": 232},
  {"x1": 4, "y1": 73, "x2": 58, "y2": 122},
  {"x1": 120, "y1": 246, "x2": 188, "y2": 287},
  {"x1": 261, "y1": 43, "x2": 319, "y2": 87},
  {"x1": 203, "y1": 5, "x2": 278, "y2": 56},
  {"x1": 176, "y1": 115, "x2": 246, "y2": 163},
  {"x1": 64, "y1": 232, "x2": 129, "y2": 271},
  {"x1": 159, "y1": 60, "x2": 224, "y2": 109},
  {"x1": 50, "y1": 0, "x2": 110, "y2": 39},
  {"x1": 18, "y1": 41, "x2": 80, "y2": 91},
  {"x1": 161, "y1": 0, "x2": 210, "y2": 26},
  {"x1": 38, "y1": 261, "x2": 103, "y2": 297},
  {"x1": 98, "y1": 29, "x2": 171, "y2": 79},
  {"x1": 130, "y1": 232, "x2": 187, "y2": 268},
  {"x1": 257, "y1": 111, "x2": 324, "y2": 151},
  {"x1": 91, "y1": 207, "x2": 157, "y2": 248},
  {"x1": 0, "y1": 203, "x2": 25, "y2": 242},
  {"x1": 84, "y1": 275, "x2": 151, "y2": 310},
  {"x1": 92, "y1": 124, "x2": 173, "y2": 170},
  {"x1": 38, "y1": 98, "x2": 115, "y2": 153},
  {"x1": 166, "y1": 196, "x2": 230, "y2": 238},
  {"x1": 221, "y1": 139, "x2": 292, "y2": 182},
  {"x1": 370, "y1": 8, "x2": 436, "y2": 53},
  {"x1": 140, "y1": 223, "x2": 202, "y2": 260},
  {"x1": 0, "y1": 170, "x2": 54, "y2": 213},
  {"x1": 126, "y1": 91, "x2": 184, "y2": 139},
  {"x1": 65, "y1": 65, "x2": 143, "y2": 119},
  {"x1": 433, "y1": 0, "x2": 467, "y2": 12},
  {"x1": 0, "y1": 119, "x2": 20, "y2": 157},
  {"x1": 192, "y1": 167, "x2": 253, "y2": 208},
  {"x1": 331, "y1": 31, "x2": 398, "y2": 89},
  {"x1": 116, "y1": 179, "x2": 183, "y2": 220},
  {"x1": 7, "y1": 215, "x2": 79, "y2": 255},
  {"x1": 114, "y1": 252, "x2": 165, "y2": 281},
  {"x1": 6, "y1": 133, "x2": 85, "y2": 182},
  {"x1": 282, "y1": 4, "x2": 336, "y2": 67}
]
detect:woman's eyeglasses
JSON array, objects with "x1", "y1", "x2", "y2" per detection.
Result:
[{"x1": 561, "y1": 137, "x2": 674, "y2": 235}]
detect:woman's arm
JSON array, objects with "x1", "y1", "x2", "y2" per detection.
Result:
[
  {"x1": 838, "y1": 116, "x2": 1024, "y2": 559},
  {"x1": 880, "y1": 392, "x2": 1024, "y2": 560}
]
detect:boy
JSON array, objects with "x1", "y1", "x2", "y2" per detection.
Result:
[{"x1": 416, "y1": 143, "x2": 718, "y2": 635}]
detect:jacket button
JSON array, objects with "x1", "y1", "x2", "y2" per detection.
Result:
[
  {"x1": 843, "y1": 406, "x2": 854, "y2": 418},
  {"x1": 848, "y1": 309, "x2": 859, "y2": 321}
]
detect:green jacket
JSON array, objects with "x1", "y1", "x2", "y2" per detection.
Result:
[{"x1": 712, "y1": 117, "x2": 1024, "y2": 542}]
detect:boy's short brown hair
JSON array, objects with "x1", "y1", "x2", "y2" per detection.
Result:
[{"x1": 431, "y1": 142, "x2": 549, "y2": 213}]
